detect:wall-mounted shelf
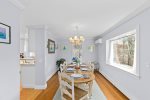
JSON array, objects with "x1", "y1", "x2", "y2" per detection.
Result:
[{"x1": 20, "y1": 58, "x2": 35, "y2": 65}]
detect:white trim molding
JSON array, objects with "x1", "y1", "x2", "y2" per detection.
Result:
[
  {"x1": 22, "y1": 84, "x2": 35, "y2": 89},
  {"x1": 34, "y1": 84, "x2": 47, "y2": 90},
  {"x1": 8, "y1": 0, "x2": 25, "y2": 10},
  {"x1": 96, "y1": 0, "x2": 150, "y2": 38},
  {"x1": 99, "y1": 70, "x2": 138, "y2": 100},
  {"x1": 46, "y1": 70, "x2": 58, "y2": 82},
  {"x1": 105, "y1": 25, "x2": 140, "y2": 78}
]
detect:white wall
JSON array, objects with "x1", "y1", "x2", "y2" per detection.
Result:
[
  {"x1": 98, "y1": 7, "x2": 150, "y2": 100},
  {"x1": 57, "y1": 39, "x2": 73, "y2": 63},
  {"x1": 0, "y1": 0, "x2": 21, "y2": 100},
  {"x1": 20, "y1": 27, "x2": 59, "y2": 88},
  {"x1": 82, "y1": 39, "x2": 97, "y2": 63},
  {"x1": 21, "y1": 28, "x2": 47, "y2": 89},
  {"x1": 45, "y1": 32, "x2": 58, "y2": 81},
  {"x1": 34, "y1": 29, "x2": 46, "y2": 88},
  {"x1": 21, "y1": 65, "x2": 35, "y2": 88},
  {"x1": 58, "y1": 38, "x2": 97, "y2": 64},
  {"x1": 20, "y1": 29, "x2": 36, "y2": 88}
]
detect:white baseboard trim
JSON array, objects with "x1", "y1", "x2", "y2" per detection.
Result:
[
  {"x1": 34, "y1": 84, "x2": 47, "y2": 90},
  {"x1": 99, "y1": 70, "x2": 138, "y2": 100},
  {"x1": 22, "y1": 84, "x2": 34, "y2": 88},
  {"x1": 46, "y1": 70, "x2": 57, "y2": 82},
  {"x1": 99, "y1": 70, "x2": 116, "y2": 87}
]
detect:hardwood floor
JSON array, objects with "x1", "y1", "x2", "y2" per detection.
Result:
[
  {"x1": 20, "y1": 71, "x2": 129, "y2": 100},
  {"x1": 95, "y1": 72, "x2": 128, "y2": 100},
  {"x1": 20, "y1": 89, "x2": 42, "y2": 100}
]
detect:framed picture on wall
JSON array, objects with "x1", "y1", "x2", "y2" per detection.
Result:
[
  {"x1": 47, "y1": 39, "x2": 55, "y2": 53},
  {"x1": 0, "y1": 23, "x2": 11, "y2": 44}
]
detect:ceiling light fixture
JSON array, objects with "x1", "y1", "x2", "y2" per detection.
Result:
[{"x1": 69, "y1": 26, "x2": 85, "y2": 47}]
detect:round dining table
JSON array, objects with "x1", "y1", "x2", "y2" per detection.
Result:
[{"x1": 63, "y1": 64, "x2": 95, "y2": 97}]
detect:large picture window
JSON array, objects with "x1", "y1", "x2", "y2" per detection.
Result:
[
  {"x1": 111, "y1": 34, "x2": 135, "y2": 67},
  {"x1": 106, "y1": 29, "x2": 139, "y2": 76}
]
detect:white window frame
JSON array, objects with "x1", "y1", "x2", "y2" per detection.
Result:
[{"x1": 106, "y1": 28, "x2": 140, "y2": 77}]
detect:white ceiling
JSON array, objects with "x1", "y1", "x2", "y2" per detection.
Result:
[{"x1": 21, "y1": 0, "x2": 148, "y2": 39}]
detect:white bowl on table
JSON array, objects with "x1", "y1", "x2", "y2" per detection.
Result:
[
  {"x1": 71, "y1": 74, "x2": 83, "y2": 78},
  {"x1": 81, "y1": 68, "x2": 88, "y2": 71},
  {"x1": 67, "y1": 68, "x2": 75, "y2": 71}
]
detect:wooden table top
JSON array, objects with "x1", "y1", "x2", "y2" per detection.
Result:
[{"x1": 63, "y1": 65, "x2": 95, "y2": 84}]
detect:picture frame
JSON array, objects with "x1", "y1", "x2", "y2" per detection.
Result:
[
  {"x1": 47, "y1": 39, "x2": 55, "y2": 53},
  {"x1": 0, "y1": 23, "x2": 11, "y2": 44}
]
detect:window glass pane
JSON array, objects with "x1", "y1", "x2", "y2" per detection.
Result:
[{"x1": 111, "y1": 34, "x2": 135, "y2": 67}]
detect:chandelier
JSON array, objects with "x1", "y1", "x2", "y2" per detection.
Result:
[{"x1": 69, "y1": 26, "x2": 85, "y2": 47}]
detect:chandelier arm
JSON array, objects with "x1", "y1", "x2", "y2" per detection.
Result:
[{"x1": 69, "y1": 26, "x2": 85, "y2": 48}]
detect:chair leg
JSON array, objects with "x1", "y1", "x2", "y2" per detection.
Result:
[
  {"x1": 80, "y1": 94, "x2": 89, "y2": 100},
  {"x1": 88, "y1": 81, "x2": 93, "y2": 98}
]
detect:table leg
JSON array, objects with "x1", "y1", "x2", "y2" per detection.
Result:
[{"x1": 88, "y1": 81, "x2": 93, "y2": 98}]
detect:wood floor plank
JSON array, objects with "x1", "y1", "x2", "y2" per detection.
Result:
[
  {"x1": 95, "y1": 72, "x2": 128, "y2": 100},
  {"x1": 21, "y1": 71, "x2": 129, "y2": 100},
  {"x1": 20, "y1": 89, "x2": 42, "y2": 100}
]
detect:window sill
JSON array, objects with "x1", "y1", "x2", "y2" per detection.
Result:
[{"x1": 106, "y1": 63, "x2": 140, "y2": 79}]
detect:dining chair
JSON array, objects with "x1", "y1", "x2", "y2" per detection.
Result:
[
  {"x1": 74, "y1": 63, "x2": 94, "y2": 98},
  {"x1": 60, "y1": 62, "x2": 67, "y2": 72},
  {"x1": 75, "y1": 63, "x2": 94, "y2": 97},
  {"x1": 64, "y1": 61, "x2": 67, "y2": 66},
  {"x1": 90, "y1": 63, "x2": 95, "y2": 73},
  {"x1": 88, "y1": 63, "x2": 95, "y2": 73},
  {"x1": 60, "y1": 64, "x2": 64, "y2": 72},
  {"x1": 58, "y1": 71, "x2": 89, "y2": 100}
]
